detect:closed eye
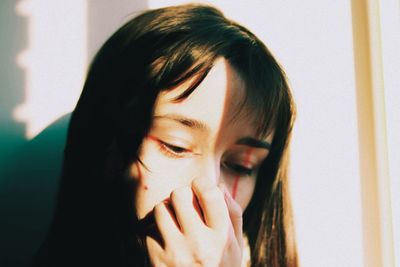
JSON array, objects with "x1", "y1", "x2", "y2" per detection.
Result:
[
  {"x1": 223, "y1": 161, "x2": 254, "y2": 176},
  {"x1": 157, "y1": 140, "x2": 191, "y2": 158}
]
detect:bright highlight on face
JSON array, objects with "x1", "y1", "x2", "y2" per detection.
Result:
[{"x1": 131, "y1": 58, "x2": 273, "y2": 220}]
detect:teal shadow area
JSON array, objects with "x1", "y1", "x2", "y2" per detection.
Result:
[
  {"x1": 0, "y1": 114, "x2": 70, "y2": 267},
  {"x1": 0, "y1": 2, "x2": 149, "y2": 266}
]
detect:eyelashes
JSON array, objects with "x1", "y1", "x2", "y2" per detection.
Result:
[
  {"x1": 222, "y1": 161, "x2": 254, "y2": 176},
  {"x1": 156, "y1": 140, "x2": 191, "y2": 159},
  {"x1": 152, "y1": 137, "x2": 255, "y2": 177}
]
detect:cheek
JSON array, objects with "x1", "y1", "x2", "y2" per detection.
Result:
[
  {"x1": 129, "y1": 143, "x2": 194, "y2": 219},
  {"x1": 223, "y1": 175, "x2": 256, "y2": 211}
]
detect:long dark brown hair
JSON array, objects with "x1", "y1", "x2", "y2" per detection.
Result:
[{"x1": 33, "y1": 4, "x2": 297, "y2": 267}]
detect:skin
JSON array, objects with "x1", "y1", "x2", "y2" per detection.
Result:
[{"x1": 130, "y1": 58, "x2": 273, "y2": 266}]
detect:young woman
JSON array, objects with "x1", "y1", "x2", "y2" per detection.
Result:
[{"x1": 33, "y1": 4, "x2": 297, "y2": 267}]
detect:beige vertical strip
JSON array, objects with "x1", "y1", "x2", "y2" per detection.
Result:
[{"x1": 351, "y1": 0, "x2": 395, "y2": 266}]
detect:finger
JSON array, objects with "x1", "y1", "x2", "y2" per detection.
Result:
[
  {"x1": 219, "y1": 183, "x2": 243, "y2": 248},
  {"x1": 170, "y1": 186, "x2": 204, "y2": 234},
  {"x1": 153, "y1": 200, "x2": 182, "y2": 248},
  {"x1": 191, "y1": 177, "x2": 229, "y2": 231},
  {"x1": 146, "y1": 235, "x2": 168, "y2": 267}
]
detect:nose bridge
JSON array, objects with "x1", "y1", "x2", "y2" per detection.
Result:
[{"x1": 195, "y1": 156, "x2": 221, "y2": 185}]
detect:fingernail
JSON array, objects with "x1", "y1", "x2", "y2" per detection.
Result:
[
  {"x1": 162, "y1": 198, "x2": 171, "y2": 206},
  {"x1": 218, "y1": 183, "x2": 227, "y2": 193},
  {"x1": 218, "y1": 183, "x2": 232, "y2": 200},
  {"x1": 225, "y1": 188, "x2": 233, "y2": 200}
]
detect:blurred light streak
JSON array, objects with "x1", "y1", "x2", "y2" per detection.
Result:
[{"x1": 379, "y1": 0, "x2": 400, "y2": 265}]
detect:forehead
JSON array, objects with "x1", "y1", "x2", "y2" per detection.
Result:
[{"x1": 155, "y1": 58, "x2": 251, "y2": 130}]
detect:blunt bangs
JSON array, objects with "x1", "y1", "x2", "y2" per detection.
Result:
[
  {"x1": 137, "y1": 7, "x2": 294, "y2": 142},
  {"x1": 230, "y1": 44, "x2": 295, "y2": 141}
]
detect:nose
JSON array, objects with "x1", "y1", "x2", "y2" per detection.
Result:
[{"x1": 192, "y1": 157, "x2": 221, "y2": 185}]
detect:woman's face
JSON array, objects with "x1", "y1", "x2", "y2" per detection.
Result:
[{"x1": 131, "y1": 58, "x2": 273, "y2": 220}]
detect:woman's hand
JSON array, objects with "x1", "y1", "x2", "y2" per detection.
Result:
[{"x1": 146, "y1": 177, "x2": 244, "y2": 267}]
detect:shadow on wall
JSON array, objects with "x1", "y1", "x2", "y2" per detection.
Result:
[
  {"x1": 0, "y1": 1, "x2": 31, "y2": 266},
  {"x1": 0, "y1": 1, "x2": 27, "y2": 169},
  {"x1": 0, "y1": 1, "x2": 149, "y2": 266}
]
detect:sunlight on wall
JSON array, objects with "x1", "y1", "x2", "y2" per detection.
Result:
[
  {"x1": 13, "y1": 0, "x2": 87, "y2": 139},
  {"x1": 149, "y1": 1, "x2": 363, "y2": 266}
]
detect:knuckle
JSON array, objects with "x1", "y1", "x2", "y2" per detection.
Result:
[
  {"x1": 167, "y1": 251, "x2": 192, "y2": 267},
  {"x1": 191, "y1": 245, "x2": 219, "y2": 267},
  {"x1": 165, "y1": 250, "x2": 177, "y2": 263},
  {"x1": 170, "y1": 186, "x2": 192, "y2": 203},
  {"x1": 232, "y1": 204, "x2": 243, "y2": 219},
  {"x1": 153, "y1": 202, "x2": 165, "y2": 217},
  {"x1": 191, "y1": 177, "x2": 202, "y2": 192},
  {"x1": 231, "y1": 198, "x2": 243, "y2": 215},
  {"x1": 237, "y1": 205, "x2": 243, "y2": 216},
  {"x1": 191, "y1": 246, "x2": 208, "y2": 265},
  {"x1": 192, "y1": 177, "x2": 212, "y2": 191},
  {"x1": 201, "y1": 187, "x2": 222, "y2": 203}
]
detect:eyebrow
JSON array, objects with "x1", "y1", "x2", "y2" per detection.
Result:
[
  {"x1": 236, "y1": 137, "x2": 271, "y2": 150},
  {"x1": 153, "y1": 114, "x2": 210, "y2": 132}
]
